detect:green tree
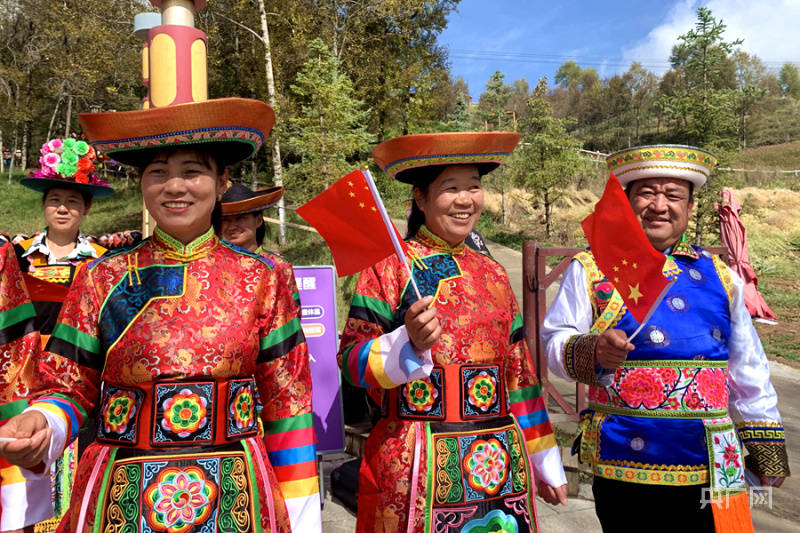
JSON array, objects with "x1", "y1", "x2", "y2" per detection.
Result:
[
  {"x1": 660, "y1": 6, "x2": 741, "y2": 147},
  {"x1": 778, "y1": 62, "x2": 800, "y2": 99},
  {"x1": 284, "y1": 38, "x2": 370, "y2": 199},
  {"x1": 507, "y1": 78, "x2": 532, "y2": 126},
  {"x1": 732, "y1": 51, "x2": 769, "y2": 148},
  {"x1": 554, "y1": 60, "x2": 582, "y2": 89},
  {"x1": 625, "y1": 62, "x2": 659, "y2": 144},
  {"x1": 447, "y1": 92, "x2": 473, "y2": 131},
  {"x1": 507, "y1": 78, "x2": 585, "y2": 239},
  {"x1": 477, "y1": 71, "x2": 513, "y2": 131}
]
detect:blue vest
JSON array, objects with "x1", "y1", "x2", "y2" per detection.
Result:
[{"x1": 577, "y1": 247, "x2": 738, "y2": 486}]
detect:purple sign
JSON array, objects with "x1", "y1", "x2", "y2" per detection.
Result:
[{"x1": 294, "y1": 266, "x2": 345, "y2": 454}]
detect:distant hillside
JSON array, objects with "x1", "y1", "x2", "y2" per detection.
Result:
[{"x1": 727, "y1": 142, "x2": 800, "y2": 170}]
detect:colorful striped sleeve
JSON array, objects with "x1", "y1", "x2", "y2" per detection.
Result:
[
  {"x1": 0, "y1": 242, "x2": 40, "y2": 414},
  {"x1": 504, "y1": 304, "x2": 566, "y2": 488},
  {"x1": 263, "y1": 413, "x2": 318, "y2": 500},
  {"x1": 28, "y1": 262, "x2": 103, "y2": 453},
  {"x1": 256, "y1": 260, "x2": 321, "y2": 532},
  {"x1": 340, "y1": 325, "x2": 432, "y2": 389},
  {"x1": 338, "y1": 257, "x2": 432, "y2": 389}
]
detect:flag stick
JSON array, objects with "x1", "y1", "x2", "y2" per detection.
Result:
[
  {"x1": 627, "y1": 279, "x2": 676, "y2": 342},
  {"x1": 362, "y1": 169, "x2": 422, "y2": 300}
]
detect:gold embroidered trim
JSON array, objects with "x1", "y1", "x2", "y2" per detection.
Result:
[
  {"x1": 744, "y1": 443, "x2": 790, "y2": 477},
  {"x1": 417, "y1": 225, "x2": 466, "y2": 254},
  {"x1": 593, "y1": 462, "x2": 708, "y2": 486},
  {"x1": 153, "y1": 226, "x2": 217, "y2": 262},
  {"x1": 563, "y1": 334, "x2": 603, "y2": 387},
  {"x1": 711, "y1": 254, "x2": 735, "y2": 303},
  {"x1": 589, "y1": 403, "x2": 727, "y2": 419},
  {"x1": 615, "y1": 164, "x2": 708, "y2": 177},
  {"x1": 619, "y1": 359, "x2": 727, "y2": 369}
]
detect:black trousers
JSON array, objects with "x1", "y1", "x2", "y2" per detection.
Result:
[{"x1": 592, "y1": 477, "x2": 716, "y2": 533}]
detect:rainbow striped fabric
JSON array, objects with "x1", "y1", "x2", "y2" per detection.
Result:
[{"x1": 341, "y1": 324, "x2": 433, "y2": 389}]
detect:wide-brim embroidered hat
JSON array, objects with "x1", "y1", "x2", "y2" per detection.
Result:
[
  {"x1": 606, "y1": 144, "x2": 717, "y2": 188},
  {"x1": 20, "y1": 137, "x2": 114, "y2": 198},
  {"x1": 220, "y1": 183, "x2": 284, "y2": 215},
  {"x1": 372, "y1": 132, "x2": 521, "y2": 184},
  {"x1": 78, "y1": 97, "x2": 275, "y2": 168}
]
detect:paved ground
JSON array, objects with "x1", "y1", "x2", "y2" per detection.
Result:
[{"x1": 320, "y1": 237, "x2": 800, "y2": 531}]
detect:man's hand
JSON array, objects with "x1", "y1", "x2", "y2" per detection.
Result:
[
  {"x1": 405, "y1": 295, "x2": 441, "y2": 354},
  {"x1": 537, "y1": 481, "x2": 568, "y2": 505},
  {"x1": 0, "y1": 411, "x2": 52, "y2": 469},
  {"x1": 595, "y1": 329, "x2": 634, "y2": 370},
  {"x1": 760, "y1": 475, "x2": 785, "y2": 488}
]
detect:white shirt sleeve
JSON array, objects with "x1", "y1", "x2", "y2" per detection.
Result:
[
  {"x1": 540, "y1": 260, "x2": 594, "y2": 382},
  {"x1": 725, "y1": 266, "x2": 782, "y2": 423}
]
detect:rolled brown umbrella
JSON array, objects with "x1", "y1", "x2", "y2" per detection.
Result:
[{"x1": 717, "y1": 188, "x2": 776, "y2": 320}]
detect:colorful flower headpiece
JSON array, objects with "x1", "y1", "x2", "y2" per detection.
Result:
[
  {"x1": 22, "y1": 135, "x2": 113, "y2": 198},
  {"x1": 33, "y1": 137, "x2": 100, "y2": 184}
]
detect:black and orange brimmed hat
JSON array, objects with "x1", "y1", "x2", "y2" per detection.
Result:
[
  {"x1": 372, "y1": 131, "x2": 521, "y2": 184},
  {"x1": 220, "y1": 183, "x2": 283, "y2": 215},
  {"x1": 78, "y1": 97, "x2": 275, "y2": 168}
]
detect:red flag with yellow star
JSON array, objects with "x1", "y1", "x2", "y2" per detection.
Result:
[
  {"x1": 296, "y1": 169, "x2": 407, "y2": 276},
  {"x1": 581, "y1": 173, "x2": 675, "y2": 324}
]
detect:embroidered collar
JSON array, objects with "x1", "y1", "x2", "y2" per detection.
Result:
[
  {"x1": 152, "y1": 226, "x2": 217, "y2": 261},
  {"x1": 667, "y1": 234, "x2": 699, "y2": 260},
  {"x1": 414, "y1": 225, "x2": 466, "y2": 255},
  {"x1": 22, "y1": 229, "x2": 98, "y2": 265}
]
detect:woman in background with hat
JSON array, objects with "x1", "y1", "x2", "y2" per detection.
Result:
[
  {"x1": 338, "y1": 132, "x2": 567, "y2": 533},
  {"x1": 2, "y1": 137, "x2": 113, "y2": 533},
  {"x1": 15, "y1": 136, "x2": 112, "y2": 342},
  {"x1": 220, "y1": 183, "x2": 284, "y2": 254},
  {"x1": 0, "y1": 97, "x2": 320, "y2": 533}
]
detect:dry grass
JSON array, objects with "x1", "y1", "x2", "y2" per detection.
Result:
[{"x1": 727, "y1": 141, "x2": 800, "y2": 170}]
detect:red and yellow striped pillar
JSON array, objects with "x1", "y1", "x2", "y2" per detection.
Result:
[{"x1": 147, "y1": 0, "x2": 208, "y2": 108}]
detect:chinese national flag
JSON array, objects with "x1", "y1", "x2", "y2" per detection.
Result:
[
  {"x1": 296, "y1": 169, "x2": 406, "y2": 277},
  {"x1": 581, "y1": 174, "x2": 674, "y2": 323}
]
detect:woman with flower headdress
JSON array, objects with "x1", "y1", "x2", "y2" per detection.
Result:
[
  {"x1": 15, "y1": 137, "x2": 113, "y2": 330},
  {"x1": 338, "y1": 132, "x2": 567, "y2": 533},
  {"x1": 1, "y1": 136, "x2": 114, "y2": 533}
]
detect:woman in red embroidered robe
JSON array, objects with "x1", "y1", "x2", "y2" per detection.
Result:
[
  {"x1": 339, "y1": 132, "x2": 567, "y2": 533},
  {"x1": 0, "y1": 98, "x2": 320, "y2": 533}
]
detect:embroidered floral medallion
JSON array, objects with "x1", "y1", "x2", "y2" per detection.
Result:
[
  {"x1": 143, "y1": 466, "x2": 218, "y2": 533},
  {"x1": 104, "y1": 390, "x2": 138, "y2": 434},
  {"x1": 467, "y1": 371, "x2": 497, "y2": 412},
  {"x1": 463, "y1": 438, "x2": 510, "y2": 496},
  {"x1": 405, "y1": 378, "x2": 438, "y2": 412},
  {"x1": 162, "y1": 389, "x2": 209, "y2": 437}
]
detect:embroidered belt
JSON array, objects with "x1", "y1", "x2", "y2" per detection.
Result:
[
  {"x1": 388, "y1": 364, "x2": 508, "y2": 422},
  {"x1": 588, "y1": 360, "x2": 729, "y2": 419},
  {"x1": 96, "y1": 377, "x2": 259, "y2": 448}
]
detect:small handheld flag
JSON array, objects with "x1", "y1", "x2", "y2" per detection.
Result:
[
  {"x1": 581, "y1": 174, "x2": 677, "y2": 340},
  {"x1": 296, "y1": 169, "x2": 422, "y2": 298}
]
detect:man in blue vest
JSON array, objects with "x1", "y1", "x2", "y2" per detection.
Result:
[{"x1": 541, "y1": 145, "x2": 789, "y2": 532}]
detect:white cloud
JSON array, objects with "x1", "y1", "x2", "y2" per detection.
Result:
[{"x1": 622, "y1": 0, "x2": 800, "y2": 73}]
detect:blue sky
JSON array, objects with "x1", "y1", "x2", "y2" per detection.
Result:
[{"x1": 439, "y1": 0, "x2": 800, "y2": 100}]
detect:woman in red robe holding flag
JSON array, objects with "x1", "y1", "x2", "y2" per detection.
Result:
[{"x1": 338, "y1": 132, "x2": 567, "y2": 533}]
